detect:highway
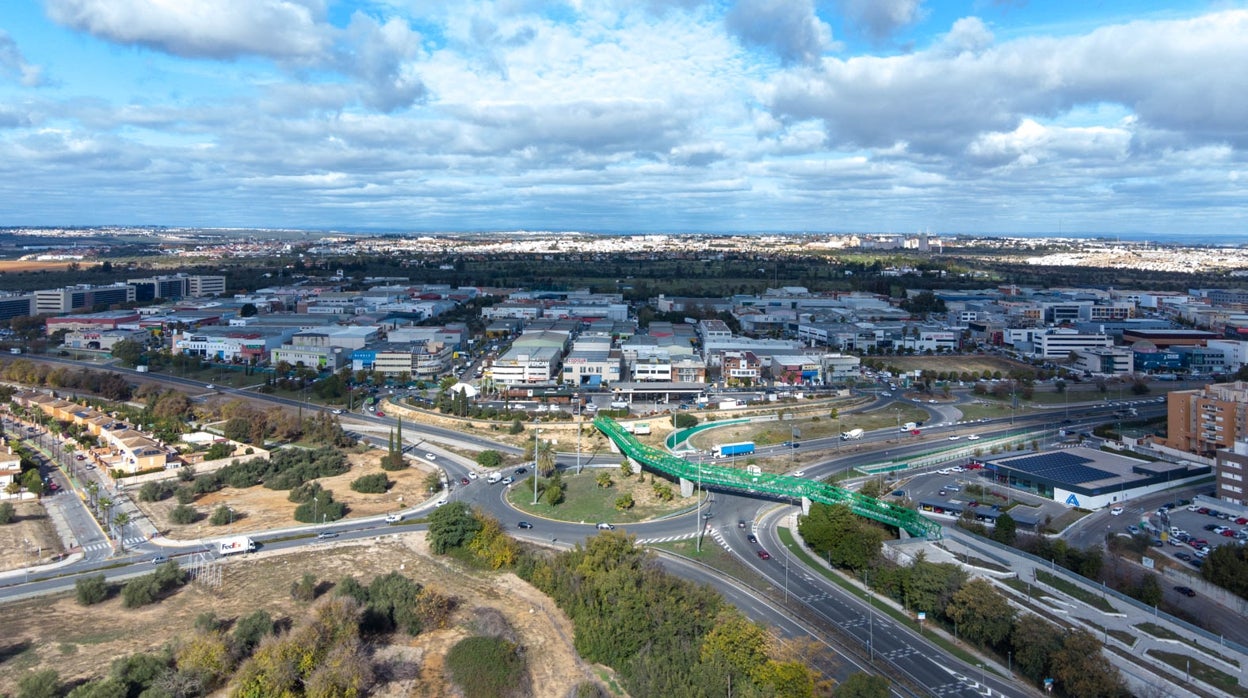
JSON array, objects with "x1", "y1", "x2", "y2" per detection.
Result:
[{"x1": 0, "y1": 365, "x2": 1174, "y2": 695}]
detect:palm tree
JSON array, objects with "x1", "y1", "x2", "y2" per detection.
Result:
[
  {"x1": 98, "y1": 497, "x2": 113, "y2": 533},
  {"x1": 84, "y1": 481, "x2": 99, "y2": 510},
  {"x1": 536, "y1": 438, "x2": 556, "y2": 478},
  {"x1": 112, "y1": 511, "x2": 131, "y2": 551}
]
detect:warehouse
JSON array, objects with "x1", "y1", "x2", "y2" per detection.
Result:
[{"x1": 982, "y1": 447, "x2": 1209, "y2": 510}]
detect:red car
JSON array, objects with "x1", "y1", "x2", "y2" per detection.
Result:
[
  {"x1": 375, "y1": 410, "x2": 385, "y2": 417},
  {"x1": 911, "y1": 429, "x2": 921, "y2": 435},
  {"x1": 757, "y1": 550, "x2": 771, "y2": 560},
  {"x1": 1222, "y1": 529, "x2": 1236, "y2": 537},
  {"x1": 460, "y1": 477, "x2": 470, "y2": 486}
]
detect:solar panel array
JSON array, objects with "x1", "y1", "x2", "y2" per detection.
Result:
[{"x1": 1000, "y1": 451, "x2": 1117, "y2": 485}]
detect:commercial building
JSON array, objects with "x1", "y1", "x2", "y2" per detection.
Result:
[
  {"x1": 983, "y1": 447, "x2": 1208, "y2": 510},
  {"x1": 1072, "y1": 347, "x2": 1134, "y2": 376},
  {"x1": 35, "y1": 284, "x2": 133, "y2": 315},
  {"x1": 45, "y1": 311, "x2": 142, "y2": 335},
  {"x1": 1031, "y1": 329, "x2": 1112, "y2": 359}
]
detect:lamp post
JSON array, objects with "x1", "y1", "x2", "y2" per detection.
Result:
[
  {"x1": 575, "y1": 394, "x2": 583, "y2": 475},
  {"x1": 695, "y1": 464, "x2": 702, "y2": 553},
  {"x1": 532, "y1": 426, "x2": 540, "y2": 505}
]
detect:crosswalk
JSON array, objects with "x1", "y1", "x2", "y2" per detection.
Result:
[
  {"x1": 82, "y1": 537, "x2": 147, "y2": 553},
  {"x1": 637, "y1": 532, "x2": 699, "y2": 545}
]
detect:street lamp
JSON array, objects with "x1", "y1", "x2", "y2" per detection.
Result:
[{"x1": 532, "y1": 426, "x2": 540, "y2": 505}]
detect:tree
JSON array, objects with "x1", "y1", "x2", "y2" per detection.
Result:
[
  {"x1": 112, "y1": 511, "x2": 131, "y2": 550},
  {"x1": 75, "y1": 573, "x2": 109, "y2": 605},
  {"x1": 944, "y1": 578, "x2": 1015, "y2": 648},
  {"x1": 209, "y1": 505, "x2": 234, "y2": 526},
  {"x1": 427, "y1": 501, "x2": 481, "y2": 554},
  {"x1": 351, "y1": 473, "x2": 391, "y2": 494},
  {"x1": 535, "y1": 437, "x2": 556, "y2": 477},
  {"x1": 798, "y1": 503, "x2": 886, "y2": 572},
  {"x1": 1011, "y1": 614, "x2": 1063, "y2": 684},
  {"x1": 21, "y1": 468, "x2": 43, "y2": 497},
  {"x1": 169, "y1": 504, "x2": 197, "y2": 525},
  {"x1": 991, "y1": 512, "x2": 1017, "y2": 545},
  {"x1": 833, "y1": 672, "x2": 889, "y2": 698},
  {"x1": 1050, "y1": 629, "x2": 1127, "y2": 697},
  {"x1": 596, "y1": 471, "x2": 613, "y2": 488},
  {"x1": 109, "y1": 339, "x2": 145, "y2": 367},
  {"x1": 233, "y1": 609, "x2": 274, "y2": 657},
  {"x1": 0, "y1": 500, "x2": 14, "y2": 524}
]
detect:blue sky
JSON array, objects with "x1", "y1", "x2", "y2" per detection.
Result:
[{"x1": 0, "y1": 1, "x2": 1244, "y2": 236}]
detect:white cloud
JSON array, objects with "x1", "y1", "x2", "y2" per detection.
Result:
[
  {"x1": 725, "y1": 0, "x2": 833, "y2": 65},
  {"x1": 0, "y1": 32, "x2": 45, "y2": 87},
  {"x1": 768, "y1": 10, "x2": 1248, "y2": 156},
  {"x1": 44, "y1": 0, "x2": 330, "y2": 60},
  {"x1": 834, "y1": 0, "x2": 925, "y2": 41}
]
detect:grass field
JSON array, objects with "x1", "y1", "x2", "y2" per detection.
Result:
[{"x1": 507, "y1": 467, "x2": 695, "y2": 525}]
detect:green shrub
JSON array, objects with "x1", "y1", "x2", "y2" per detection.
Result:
[
  {"x1": 290, "y1": 573, "x2": 318, "y2": 602},
  {"x1": 138, "y1": 481, "x2": 173, "y2": 502},
  {"x1": 204, "y1": 442, "x2": 233, "y2": 461},
  {"x1": 476, "y1": 450, "x2": 503, "y2": 469},
  {"x1": 293, "y1": 490, "x2": 346, "y2": 523},
  {"x1": 174, "y1": 486, "x2": 195, "y2": 505},
  {"x1": 0, "y1": 501, "x2": 14, "y2": 524},
  {"x1": 379, "y1": 453, "x2": 407, "y2": 471},
  {"x1": 446, "y1": 636, "x2": 527, "y2": 698},
  {"x1": 16, "y1": 668, "x2": 62, "y2": 698},
  {"x1": 232, "y1": 609, "x2": 274, "y2": 657},
  {"x1": 75, "y1": 573, "x2": 109, "y2": 605},
  {"x1": 121, "y1": 577, "x2": 160, "y2": 608},
  {"x1": 287, "y1": 481, "x2": 323, "y2": 504},
  {"x1": 209, "y1": 505, "x2": 235, "y2": 526},
  {"x1": 169, "y1": 504, "x2": 198, "y2": 525},
  {"x1": 350, "y1": 473, "x2": 391, "y2": 494}
]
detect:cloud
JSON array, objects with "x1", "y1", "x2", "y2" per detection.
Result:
[
  {"x1": 0, "y1": 32, "x2": 45, "y2": 87},
  {"x1": 44, "y1": 0, "x2": 329, "y2": 60},
  {"x1": 834, "y1": 0, "x2": 925, "y2": 41},
  {"x1": 725, "y1": 0, "x2": 833, "y2": 65},
  {"x1": 767, "y1": 10, "x2": 1248, "y2": 156},
  {"x1": 337, "y1": 13, "x2": 426, "y2": 112}
]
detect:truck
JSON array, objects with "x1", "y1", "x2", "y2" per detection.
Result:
[
  {"x1": 901, "y1": 422, "x2": 917, "y2": 432},
  {"x1": 718, "y1": 441, "x2": 755, "y2": 457},
  {"x1": 487, "y1": 472, "x2": 502, "y2": 484},
  {"x1": 218, "y1": 535, "x2": 256, "y2": 556},
  {"x1": 841, "y1": 428, "x2": 865, "y2": 441}
]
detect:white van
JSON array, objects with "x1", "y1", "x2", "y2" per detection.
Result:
[{"x1": 487, "y1": 472, "x2": 502, "y2": 484}]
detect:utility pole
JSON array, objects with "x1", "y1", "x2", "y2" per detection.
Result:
[{"x1": 532, "y1": 425, "x2": 540, "y2": 505}]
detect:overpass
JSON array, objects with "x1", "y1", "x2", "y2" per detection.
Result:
[{"x1": 594, "y1": 416, "x2": 941, "y2": 539}]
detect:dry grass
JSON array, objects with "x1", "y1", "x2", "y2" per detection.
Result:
[
  {"x1": 0, "y1": 500, "x2": 67, "y2": 572},
  {"x1": 135, "y1": 449, "x2": 438, "y2": 539},
  {"x1": 0, "y1": 260, "x2": 80, "y2": 272},
  {"x1": 869, "y1": 355, "x2": 1032, "y2": 376},
  {"x1": 0, "y1": 534, "x2": 599, "y2": 698}
]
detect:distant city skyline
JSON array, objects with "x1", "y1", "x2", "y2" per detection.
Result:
[{"x1": 0, "y1": 1, "x2": 1245, "y2": 236}]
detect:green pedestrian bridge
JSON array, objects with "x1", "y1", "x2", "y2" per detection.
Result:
[{"x1": 594, "y1": 416, "x2": 941, "y2": 539}]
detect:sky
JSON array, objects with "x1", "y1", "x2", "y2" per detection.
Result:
[{"x1": 0, "y1": 1, "x2": 1246, "y2": 236}]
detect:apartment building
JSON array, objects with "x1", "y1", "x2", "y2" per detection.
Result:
[
  {"x1": 1215, "y1": 440, "x2": 1248, "y2": 506},
  {"x1": 1166, "y1": 381, "x2": 1248, "y2": 457}
]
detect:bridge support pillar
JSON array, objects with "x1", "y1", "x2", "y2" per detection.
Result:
[
  {"x1": 629, "y1": 459, "x2": 642, "y2": 475},
  {"x1": 801, "y1": 497, "x2": 811, "y2": 516},
  {"x1": 679, "y1": 477, "x2": 695, "y2": 498}
]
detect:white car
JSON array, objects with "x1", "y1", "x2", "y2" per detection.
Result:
[
  {"x1": 435, "y1": 498, "x2": 448, "y2": 507},
  {"x1": 425, "y1": 453, "x2": 436, "y2": 460},
  {"x1": 948, "y1": 435, "x2": 960, "y2": 441},
  {"x1": 967, "y1": 434, "x2": 980, "y2": 441},
  {"x1": 501, "y1": 476, "x2": 514, "y2": 485},
  {"x1": 331, "y1": 409, "x2": 343, "y2": 415},
  {"x1": 792, "y1": 470, "x2": 806, "y2": 478},
  {"x1": 1110, "y1": 506, "x2": 1124, "y2": 516},
  {"x1": 384, "y1": 513, "x2": 403, "y2": 523},
  {"x1": 467, "y1": 471, "x2": 479, "y2": 480}
]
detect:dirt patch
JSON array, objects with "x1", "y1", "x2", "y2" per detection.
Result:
[
  {"x1": 0, "y1": 534, "x2": 600, "y2": 698},
  {"x1": 0, "y1": 500, "x2": 66, "y2": 572},
  {"x1": 869, "y1": 355, "x2": 1032, "y2": 376},
  {"x1": 0, "y1": 260, "x2": 79, "y2": 273},
  {"x1": 135, "y1": 449, "x2": 438, "y2": 539}
]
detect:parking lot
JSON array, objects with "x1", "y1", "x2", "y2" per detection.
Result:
[{"x1": 1148, "y1": 501, "x2": 1248, "y2": 571}]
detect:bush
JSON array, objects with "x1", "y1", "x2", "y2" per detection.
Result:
[
  {"x1": 476, "y1": 450, "x2": 503, "y2": 469},
  {"x1": 75, "y1": 573, "x2": 109, "y2": 605},
  {"x1": 16, "y1": 668, "x2": 62, "y2": 698},
  {"x1": 209, "y1": 505, "x2": 235, "y2": 526},
  {"x1": 287, "y1": 480, "x2": 323, "y2": 503},
  {"x1": 672, "y1": 413, "x2": 698, "y2": 429},
  {"x1": 351, "y1": 473, "x2": 391, "y2": 494},
  {"x1": 379, "y1": 453, "x2": 407, "y2": 471},
  {"x1": 0, "y1": 500, "x2": 14, "y2": 524},
  {"x1": 138, "y1": 481, "x2": 173, "y2": 502},
  {"x1": 177, "y1": 466, "x2": 196, "y2": 482},
  {"x1": 508, "y1": 420, "x2": 524, "y2": 435},
  {"x1": 121, "y1": 577, "x2": 161, "y2": 608},
  {"x1": 291, "y1": 573, "x2": 318, "y2": 602},
  {"x1": 293, "y1": 490, "x2": 346, "y2": 524},
  {"x1": 204, "y1": 442, "x2": 233, "y2": 461},
  {"x1": 169, "y1": 504, "x2": 198, "y2": 525},
  {"x1": 446, "y1": 636, "x2": 527, "y2": 698},
  {"x1": 174, "y1": 486, "x2": 195, "y2": 505},
  {"x1": 232, "y1": 609, "x2": 274, "y2": 657}
]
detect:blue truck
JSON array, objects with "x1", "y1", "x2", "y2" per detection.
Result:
[{"x1": 718, "y1": 441, "x2": 756, "y2": 457}]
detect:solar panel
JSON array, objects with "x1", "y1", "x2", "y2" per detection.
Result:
[{"x1": 1000, "y1": 451, "x2": 1115, "y2": 485}]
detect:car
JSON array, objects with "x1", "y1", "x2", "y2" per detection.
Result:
[
  {"x1": 968, "y1": 500, "x2": 979, "y2": 508},
  {"x1": 467, "y1": 471, "x2": 479, "y2": 480},
  {"x1": 384, "y1": 513, "x2": 403, "y2": 523},
  {"x1": 1127, "y1": 525, "x2": 1140, "y2": 535},
  {"x1": 911, "y1": 429, "x2": 922, "y2": 435},
  {"x1": 331, "y1": 409, "x2": 343, "y2": 415},
  {"x1": 1151, "y1": 539, "x2": 1164, "y2": 548},
  {"x1": 791, "y1": 442, "x2": 800, "y2": 448},
  {"x1": 85, "y1": 463, "x2": 95, "y2": 470},
  {"x1": 747, "y1": 534, "x2": 757, "y2": 544},
  {"x1": 435, "y1": 498, "x2": 448, "y2": 507},
  {"x1": 1223, "y1": 529, "x2": 1236, "y2": 537},
  {"x1": 514, "y1": 467, "x2": 528, "y2": 475},
  {"x1": 701, "y1": 511, "x2": 713, "y2": 519},
  {"x1": 967, "y1": 434, "x2": 980, "y2": 440},
  {"x1": 891, "y1": 490, "x2": 907, "y2": 497},
  {"x1": 501, "y1": 476, "x2": 514, "y2": 485},
  {"x1": 948, "y1": 435, "x2": 961, "y2": 441},
  {"x1": 375, "y1": 410, "x2": 385, "y2": 417},
  {"x1": 596, "y1": 522, "x2": 615, "y2": 530},
  {"x1": 1204, "y1": 524, "x2": 1220, "y2": 532},
  {"x1": 425, "y1": 453, "x2": 436, "y2": 460},
  {"x1": 316, "y1": 531, "x2": 338, "y2": 540},
  {"x1": 945, "y1": 485, "x2": 960, "y2": 492},
  {"x1": 517, "y1": 521, "x2": 533, "y2": 529},
  {"x1": 738, "y1": 520, "x2": 747, "y2": 528},
  {"x1": 205, "y1": 384, "x2": 214, "y2": 390},
  {"x1": 757, "y1": 550, "x2": 771, "y2": 559},
  {"x1": 938, "y1": 489, "x2": 948, "y2": 496},
  {"x1": 1110, "y1": 506, "x2": 1124, "y2": 516},
  {"x1": 74, "y1": 454, "x2": 85, "y2": 461},
  {"x1": 1236, "y1": 517, "x2": 1248, "y2": 525},
  {"x1": 1175, "y1": 552, "x2": 1192, "y2": 561},
  {"x1": 792, "y1": 470, "x2": 806, "y2": 477},
  {"x1": 1197, "y1": 507, "x2": 1210, "y2": 514},
  {"x1": 461, "y1": 477, "x2": 470, "y2": 485},
  {"x1": 151, "y1": 555, "x2": 168, "y2": 564}
]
